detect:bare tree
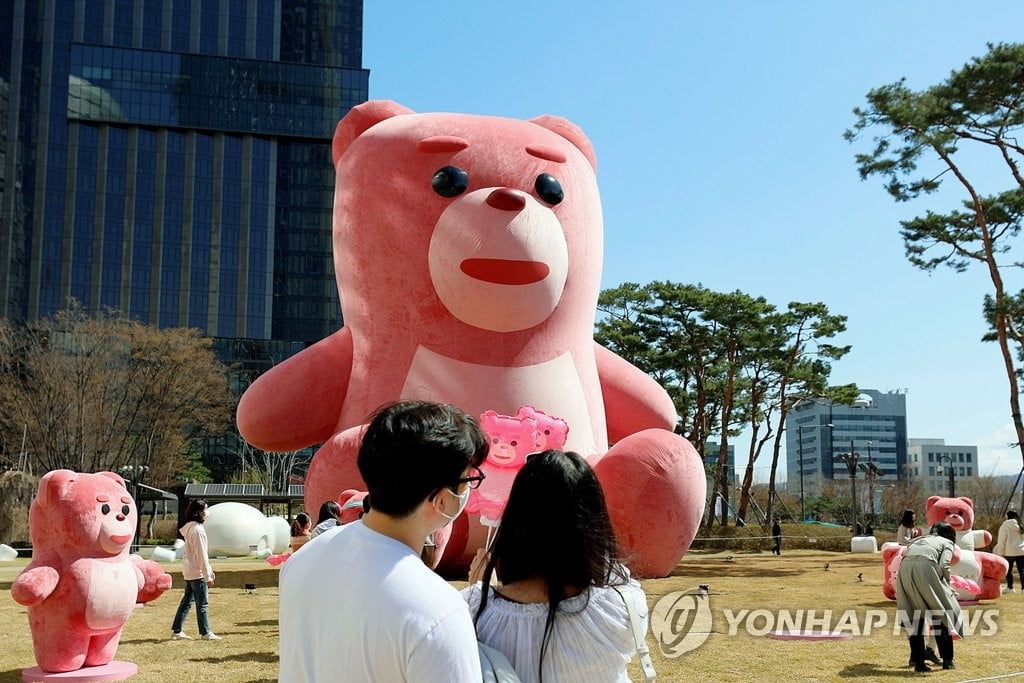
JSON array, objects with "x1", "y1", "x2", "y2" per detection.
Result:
[
  {"x1": 234, "y1": 439, "x2": 310, "y2": 492},
  {"x1": 0, "y1": 305, "x2": 233, "y2": 487}
]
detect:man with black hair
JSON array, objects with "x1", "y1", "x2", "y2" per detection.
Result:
[{"x1": 279, "y1": 401, "x2": 489, "y2": 682}]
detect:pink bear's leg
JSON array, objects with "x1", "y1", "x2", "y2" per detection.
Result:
[
  {"x1": 304, "y1": 426, "x2": 365, "y2": 515},
  {"x1": 976, "y1": 551, "x2": 1009, "y2": 600},
  {"x1": 881, "y1": 545, "x2": 904, "y2": 600},
  {"x1": 33, "y1": 628, "x2": 89, "y2": 673},
  {"x1": 591, "y1": 429, "x2": 705, "y2": 578},
  {"x1": 84, "y1": 629, "x2": 123, "y2": 667}
]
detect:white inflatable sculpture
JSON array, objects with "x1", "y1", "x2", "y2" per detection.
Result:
[{"x1": 202, "y1": 502, "x2": 290, "y2": 558}]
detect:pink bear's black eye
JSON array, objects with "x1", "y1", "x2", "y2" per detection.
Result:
[
  {"x1": 534, "y1": 173, "x2": 563, "y2": 205},
  {"x1": 101, "y1": 504, "x2": 111, "y2": 515},
  {"x1": 510, "y1": 440, "x2": 518, "y2": 447},
  {"x1": 121, "y1": 505, "x2": 130, "y2": 515},
  {"x1": 432, "y1": 166, "x2": 469, "y2": 197},
  {"x1": 544, "y1": 429, "x2": 551, "y2": 435}
]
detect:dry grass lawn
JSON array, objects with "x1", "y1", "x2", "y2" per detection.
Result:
[{"x1": 2, "y1": 549, "x2": 1022, "y2": 682}]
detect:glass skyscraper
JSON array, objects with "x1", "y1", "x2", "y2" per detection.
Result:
[
  {"x1": 1, "y1": 0, "x2": 367, "y2": 346},
  {"x1": 0, "y1": 0, "x2": 368, "y2": 478}
]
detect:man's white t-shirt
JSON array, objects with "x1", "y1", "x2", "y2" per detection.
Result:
[{"x1": 279, "y1": 520, "x2": 482, "y2": 683}]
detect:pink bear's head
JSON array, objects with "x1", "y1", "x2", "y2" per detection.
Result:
[
  {"x1": 480, "y1": 410, "x2": 539, "y2": 469},
  {"x1": 515, "y1": 405, "x2": 569, "y2": 451},
  {"x1": 29, "y1": 470, "x2": 137, "y2": 558},
  {"x1": 925, "y1": 495, "x2": 976, "y2": 533},
  {"x1": 330, "y1": 100, "x2": 603, "y2": 359}
]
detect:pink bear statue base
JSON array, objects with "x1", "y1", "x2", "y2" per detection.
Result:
[
  {"x1": 12, "y1": 470, "x2": 172, "y2": 675},
  {"x1": 881, "y1": 495, "x2": 1008, "y2": 602},
  {"x1": 237, "y1": 100, "x2": 706, "y2": 577}
]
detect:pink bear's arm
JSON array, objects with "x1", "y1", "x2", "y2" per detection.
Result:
[
  {"x1": 237, "y1": 328, "x2": 354, "y2": 451},
  {"x1": 594, "y1": 342, "x2": 677, "y2": 441},
  {"x1": 131, "y1": 555, "x2": 173, "y2": 603},
  {"x1": 11, "y1": 552, "x2": 61, "y2": 606}
]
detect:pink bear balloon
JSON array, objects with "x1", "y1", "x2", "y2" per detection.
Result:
[
  {"x1": 236, "y1": 100, "x2": 706, "y2": 576},
  {"x1": 12, "y1": 470, "x2": 172, "y2": 673},
  {"x1": 468, "y1": 410, "x2": 541, "y2": 523},
  {"x1": 516, "y1": 405, "x2": 568, "y2": 451}
]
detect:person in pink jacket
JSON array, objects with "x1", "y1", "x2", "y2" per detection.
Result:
[{"x1": 170, "y1": 499, "x2": 221, "y2": 641}]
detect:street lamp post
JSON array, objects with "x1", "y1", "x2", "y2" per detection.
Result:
[
  {"x1": 937, "y1": 454, "x2": 956, "y2": 497},
  {"x1": 838, "y1": 438, "x2": 860, "y2": 534},
  {"x1": 120, "y1": 462, "x2": 149, "y2": 552},
  {"x1": 795, "y1": 424, "x2": 831, "y2": 523}
]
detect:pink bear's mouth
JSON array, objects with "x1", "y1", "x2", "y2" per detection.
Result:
[
  {"x1": 460, "y1": 258, "x2": 549, "y2": 285},
  {"x1": 110, "y1": 534, "x2": 132, "y2": 544}
]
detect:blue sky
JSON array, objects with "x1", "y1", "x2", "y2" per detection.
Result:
[{"x1": 363, "y1": 1, "x2": 1024, "y2": 480}]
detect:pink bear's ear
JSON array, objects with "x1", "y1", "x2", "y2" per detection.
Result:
[
  {"x1": 926, "y1": 495, "x2": 941, "y2": 511},
  {"x1": 36, "y1": 469, "x2": 77, "y2": 507},
  {"x1": 528, "y1": 115, "x2": 597, "y2": 172},
  {"x1": 96, "y1": 471, "x2": 128, "y2": 490},
  {"x1": 333, "y1": 100, "x2": 415, "y2": 166},
  {"x1": 957, "y1": 496, "x2": 974, "y2": 509}
]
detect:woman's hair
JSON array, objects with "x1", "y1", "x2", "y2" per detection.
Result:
[
  {"x1": 898, "y1": 509, "x2": 915, "y2": 528},
  {"x1": 474, "y1": 450, "x2": 626, "y2": 681},
  {"x1": 315, "y1": 500, "x2": 342, "y2": 525},
  {"x1": 183, "y1": 498, "x2": 208, "y2": 524},
  {"x1": 1008, "y1": 509, "x2": 1024, "y2": 532},
  {"x1": 930, "y1": 521, "x2": 956, "y2": 543},
  {"x1": 291, "y1": 512, "x2": 311, "y2": 536}
]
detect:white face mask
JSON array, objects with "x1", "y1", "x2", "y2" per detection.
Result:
[{"x1": 437, "y1": 486, "x2": 470, "y2": 522}]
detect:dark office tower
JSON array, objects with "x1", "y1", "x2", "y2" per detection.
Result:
[{"x1": 0, "y1": 0, "x2": 368, "y2": 355}]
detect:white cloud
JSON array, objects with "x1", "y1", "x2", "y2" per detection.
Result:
[{"x1": 974, "y1": 423, "x2": 1024, "y2": 476}]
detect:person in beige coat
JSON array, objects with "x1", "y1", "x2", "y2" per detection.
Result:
[
  {"x1": 896, "y1": 522, "x2": 962, "y2": 672},
  {"x1": 994, "y1": 510, "x2": 1024, "y2": 592}
]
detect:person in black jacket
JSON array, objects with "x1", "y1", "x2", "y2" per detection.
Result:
[{"x1": 771, "y1": 519, "x2": 782, "y2": 556}]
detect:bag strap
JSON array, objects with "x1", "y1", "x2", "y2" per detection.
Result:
[{"x1": 614, "y1": 585, "x2": 656, "y2": 682}]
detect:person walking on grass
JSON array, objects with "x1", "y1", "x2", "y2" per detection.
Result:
[
  {"x1": 170, "y1": 498, "x2": 221, "y2": 641},
  {"x1": 896, "y1": 522, "x2": 962, "y2": 673},
  {"x1": 772, "y1": 518, "x2": 783, "y2": 556},
  {"x1": 994, "y1": 509, "x2": 1024, "y2": 593}
]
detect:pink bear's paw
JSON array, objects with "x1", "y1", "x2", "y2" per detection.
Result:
[
  {"x1": 133, "y1": 557, "x2": 172, "y2": 603},
  {"x1": 305, "y1": 425, "x2": 366, "y2": 516},
  {"x1": 592, "y1": 429, "x2": 705, "y2": 578},
  {"x1": 11, "y1": 566, "x2": 59, "y2": 606}
]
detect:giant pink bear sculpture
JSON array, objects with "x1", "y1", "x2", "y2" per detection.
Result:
[
  {"x1": 237, "y1": 100, "x2": 706, "y2": 576},
  {"x1": 12, "y1": 470, "x2": 172, "y2": 673}
]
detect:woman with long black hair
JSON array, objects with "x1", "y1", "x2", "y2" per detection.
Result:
[{"x1": 463, "y1": 450, "x2": 647, "y2": 683}]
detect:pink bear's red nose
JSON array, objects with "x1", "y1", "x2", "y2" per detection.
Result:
[{"x1": 486, "y1": 188, "x2": 526, "y2": 212}]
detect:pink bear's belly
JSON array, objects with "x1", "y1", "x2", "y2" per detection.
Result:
[
  {"x1": 400, "y1": 346, "x2": 601, "y2": 454},
  {"x1": 82, "y1": 560, "x2": 137, "y2": 630}
]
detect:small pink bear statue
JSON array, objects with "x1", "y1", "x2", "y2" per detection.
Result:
[
  {"x1": 925, "y1": 495, "x2": 1007, "y2": 600},
  {"x1": 11, "y1": 470, "x2": 172, "y2": 673}
]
